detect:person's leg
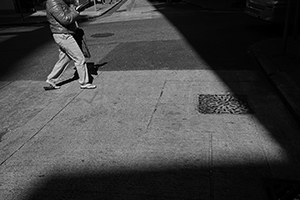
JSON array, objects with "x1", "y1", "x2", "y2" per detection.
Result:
[
  {"x1": 63, "y1": 36, "x2": 88, "y2": 84},
  {"x1": 47, "y1": 47, "x2": 71, "y2": 85},
  {"x1": 60, "y1": 34, "x2": 95, "y2": 88}
]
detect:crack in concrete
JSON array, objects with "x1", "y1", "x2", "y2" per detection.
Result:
[{"x1": 146, "y1": 80, "x2": 166, "y2": 130}]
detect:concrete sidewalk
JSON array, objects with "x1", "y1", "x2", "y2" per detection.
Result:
[
  {"x1": 1, "y1": 69, "x2": 300, "y2": 199},
  {"x1": 1, "y1": 1, "x2": 300, "y2": 199}
]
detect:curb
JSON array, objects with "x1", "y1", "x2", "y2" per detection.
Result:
[
  {"x1": 250, "y1": 42, "x2": 300, "y2": 124},
  {"x1": 81, "y1": 0, "x2": 125, "y2": 19}
]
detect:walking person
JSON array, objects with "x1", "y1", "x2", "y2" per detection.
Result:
[{"x1": 45, "y1": 0, "x2": 96, "y2": 90}]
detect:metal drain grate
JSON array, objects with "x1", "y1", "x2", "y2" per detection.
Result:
[
  {"x1": 198, "y1": 94, "x2": 253, "y2": 114},
  {"x1": 264, "y1": 178, "x2": 300, "y2": 200},
  {"x1": 90, "y1": 33, "x2": 114, "y2": 38}
]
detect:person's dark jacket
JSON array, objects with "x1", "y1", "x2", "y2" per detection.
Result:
[{"x1": 46, "y1": 0, "x2": 79, "y2": 34}]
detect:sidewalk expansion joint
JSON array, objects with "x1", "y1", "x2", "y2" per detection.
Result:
[
  {"x1": 209, "y1": 133, "x2": 214, "y2": 200},
  {"x1": 146, "y1": 80, "x2": 166, "y2": 130},
  {"x1": 0, "y1": 86, "x2": 84, "y2": 166}
]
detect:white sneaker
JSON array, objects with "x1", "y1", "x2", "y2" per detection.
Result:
[
  {"x1": 80, "y1": 83, "x2": 96, "y2": 89},
  {"x1": 46, "y1": 80, "x2": 60, "y2": 89}
]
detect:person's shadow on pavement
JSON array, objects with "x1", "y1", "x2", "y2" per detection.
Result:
[{"x1": 56, "y1": 62, "x2": 107, "y2": 87}]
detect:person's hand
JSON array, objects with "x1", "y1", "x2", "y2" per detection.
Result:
[
  {"x1": 75, "y1": 4, "x2": 86, "y2": 12},
  {"x1": 69, "y1": 4, "x2": 78, "y2": 11}
]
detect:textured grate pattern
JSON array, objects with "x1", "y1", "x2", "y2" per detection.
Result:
[{"x1": 198, "y1": 94, "x2": 253, "y2": 114}]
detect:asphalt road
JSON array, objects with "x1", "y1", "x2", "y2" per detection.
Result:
[
  {"x1": 0, "y1": 1, "x2": 284, "y2": 81},
  {"x1": 82, "y1": 1, "x2": 284, "y2": 71}
]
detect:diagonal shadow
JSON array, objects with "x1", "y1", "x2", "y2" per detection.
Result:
[
  {"x1": 21, "y1": 165, "x2": 300, "y2": 199},
  {"x1": 1, "y1": 1, "x2": 300, "y2": 200},
  {"x1": 24, "y1": 167, "x2": 211, "y2": 200},
  {"x1": 0, "y1": 25, "x2": 54, "y2": 81}
]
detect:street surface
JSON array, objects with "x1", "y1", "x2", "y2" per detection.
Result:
[{"x1": 1, "y1": 0, "x2": 300, "y2": 199}]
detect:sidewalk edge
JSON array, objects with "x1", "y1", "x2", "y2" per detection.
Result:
[
  {"x1": 82, "y1": 0, "x2": 125, "y2": 19},
  {"x1": 250, "y1": 42, "x2": 300, "y2": 124}
]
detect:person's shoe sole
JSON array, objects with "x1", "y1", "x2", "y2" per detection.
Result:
[
  {"x1": 80, "y1": 84, "x2": 96, "y2": 89},
  {"x1": 44, "y1": 85, "x2": 60, "y2": 90},
  {"x1": 46, "y1": 80, "x2": 60, "y2": 89}
]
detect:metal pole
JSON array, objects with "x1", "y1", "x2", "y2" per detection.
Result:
[
  {"x1": 293, "y1": 0, "x2": 300, "y2": 40},
  {"x1": 298, "y1": 44, "x2": 300, "y2": 60},
  {"x1": 94, "y1": 0, "x2": 97, "y2": 11},
  {"x1": 283, "y1": 0, "x2": 294, "y2": 54},
  {"x1": 295, "y1": 0, "x2": 300, "y2": 60},
  {"x1": 16, "y1": 0, "x2": 25, "y2": 20}
]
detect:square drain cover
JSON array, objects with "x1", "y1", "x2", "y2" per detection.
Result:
[{"x1": 198, "y1": 94, "x2": 253, "y2": 114}]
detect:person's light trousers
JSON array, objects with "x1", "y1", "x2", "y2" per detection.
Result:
[{"x1": 47, "y1": 33, "x2": 89, "y2": 85}]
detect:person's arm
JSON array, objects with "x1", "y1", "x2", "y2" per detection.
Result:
[{"x1": 48, "y1": 0, "x2": 79, "y2": 25}]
